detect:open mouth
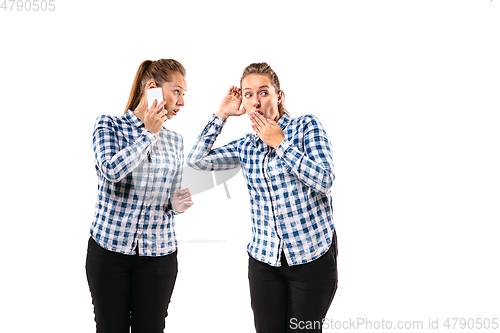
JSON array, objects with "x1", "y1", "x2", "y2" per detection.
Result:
[{"x1": 173, "y1": 109, "x2": 179, "y2": 116}]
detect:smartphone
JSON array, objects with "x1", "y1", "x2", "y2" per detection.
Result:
[{"x1": 147, "y1": 87, "x2": 164, "y2": 110}]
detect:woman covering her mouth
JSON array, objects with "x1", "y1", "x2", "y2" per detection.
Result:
[
  {"x1": 86, "y1": 59, "x2": 193, "y2": 332},
  {"x1": 187, "y1": 62, "x2": 337, "y2": 332}
]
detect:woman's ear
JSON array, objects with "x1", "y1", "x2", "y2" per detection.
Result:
[
  {"x1": 278, "y1": 90, "x2": 284, "y2": 104},
  {"x1": 146, "y1": 80, "x2": 158, "y2": 89}
]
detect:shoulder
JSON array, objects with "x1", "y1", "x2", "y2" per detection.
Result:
[
  {"x1": 92, "y1": 115, "x2": 131, "y2": 143},
  {"x1": 93, "y1": 114, "x2": 126, "y2": 130},
  {"x1": 294, "y1": 114, "x2": 322, "y2": 125},
  {"x1": 288, "y1": 114, "x2": 325, "y2": 130}
]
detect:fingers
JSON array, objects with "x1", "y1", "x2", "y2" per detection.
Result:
[
  {"x1": 154, "y1": 100, "x2": 166, "y2": 114},
  {"x1": 175, "y1": 188, "x2": 191, "y2": 200},
  {"x1": 156, "y1": 101, "x2": 168, "y2": 122},
  {"x1": 229, "y1": 86, "x2": 240, "y2": 95},
  {"x1": 145, "y1": 99, "x2": 156, "y2": 115},
  {"x1": 146, "y1": 100, "x2": 167, "y2": 120},
  {"x1": 250, "y1": 113, "x2": 261, "y2": 133},
  {"x1": 181, "y1": 199, "x2": 194, "y2": 207},
  {"x1": 236, "y1": 106, "x2": 246, "y2": 116},
  {"x1": 150, "y1": 99, "x2": 158, "y2": 112},
  {"x1": 229, "y1": 86, "x2": 242, "y2": 100},
  {"x1": 250, "y1": 111, "x2": 281, "y2": 143},
  {"x1": 174, "y1": 188, "x2": 193, "y2": 211},
  {"x1": 217, "y1": 86, "x2": 243, "y2": 118},
  {"x1": 248, "y1": 111, "x2": 285, "y2": 148},
  {"x1": 144, "y1": 97, "x2": 172, "y2": 134},
  {"x1": 147, "y1": 99, "x2": 166, "y2": 113},
  {"x1": 249, "y1": 111, "x2": 268, "y2": 128}
]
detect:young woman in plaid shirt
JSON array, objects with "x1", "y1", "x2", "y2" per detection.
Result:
[
  {"x1": 86, "y1": 59, "x2": 193, "y2": 332},
  {"x1": 187, "y1": 63, "x2": 338, "y2": 332}
]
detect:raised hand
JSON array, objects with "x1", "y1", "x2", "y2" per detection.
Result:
[
  {"x1": 144, "y1": 99, "x2": 168, "y2": 135},
  {"x1": 215, "y1": 86, "x2": 246, "y2": 119},
  {"x1": 250, "y1": 111, "x2": 285, "y2": 149}
]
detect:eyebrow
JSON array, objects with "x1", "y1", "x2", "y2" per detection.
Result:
[{"x1": 243, "y1": 85, "x2": 269, "y2": 91}]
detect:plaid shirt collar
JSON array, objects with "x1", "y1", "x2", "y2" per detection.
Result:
[
  {"x1": 250, "y1": 114, "x2": 291, "y2": 147},
  {"x1": 124, "y1": 110, "x2": 145, "y2": 129}
]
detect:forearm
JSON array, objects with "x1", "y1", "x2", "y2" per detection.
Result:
[
  {"x1": 276, "y1": 115, "x2": 335, "y2": 194},
  {"x1": 215, "y1": 109, "x2": 229, "y2": 120},
  {"x1": 186, "y1": 115, "x2": 240, "y2": 171},
  {"x1": 276, "y1": 139, "x2": 334, "y2": 194},
  {"x1": 93, "y1": 127, "x2": 157, "y2": 182}
]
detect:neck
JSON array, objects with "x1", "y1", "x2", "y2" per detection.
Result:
[{"x1": 133, "y1": 99, "x2": 148, "y2": 123}]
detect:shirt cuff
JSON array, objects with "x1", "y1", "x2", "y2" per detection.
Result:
[
  {"x1": 142, "y1": 129, "x2": 158, "y2": 144},
  {"x1": 201, "y1": 114, "x2": 227, "y2": 136},
  {"x1": 212, "y1": 114, "x2": 228, "y2": 126},
  {"x1": 276, "y1": 138, "x2": 292, "y2": 158}
]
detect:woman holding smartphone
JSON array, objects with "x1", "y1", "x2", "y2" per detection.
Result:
[
  {"x1": 86, "y1": 58, "x2": 193, "y2": 333},
  {"x1": 187, "y1": 63, "x2": 337, "y2": 332}
]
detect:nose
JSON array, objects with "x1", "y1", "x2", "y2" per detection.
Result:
[
  {"x1": 252, "y1": 96, "x2": 261, "y2": 109},
  {"x1": 177, "y1": 96, "x2": 185, "y2": 107}
]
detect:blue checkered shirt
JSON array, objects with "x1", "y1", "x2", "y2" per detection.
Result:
[
  {"x1": 187, "y1": 114, "x2": 335, "y2": 267},
  {"x1": 90, "y1": 110, "x2": 183, "y2": 256}
]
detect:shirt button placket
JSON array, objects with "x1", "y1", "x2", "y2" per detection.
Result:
[{"x1": 147, "y1": 152, "x2": 155, "y2": 203}]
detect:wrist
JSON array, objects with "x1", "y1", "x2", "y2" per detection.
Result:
[
  {"x1": 272, "y1": 140, "x2": 283, "y2": 149},
  {"x1": 144, "y1": 125, "x2": 158, "y2": 135},
  {"x1": 144, "y1": 128, "x2": 159, "y2": 139},
  {"x1": 215, "y1": 109, "x2": 229, "y2": 120},
  {"x1": 171, "y1": 200, "x2": 184, "y2": 215},
  {"x1": 147, "y1": 129, "x2": 159, "y2": 136},
  {"x1": 172, "y1": 205, "x2": 183, "y2": 214}
]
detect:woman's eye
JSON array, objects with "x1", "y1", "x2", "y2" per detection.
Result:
[
  {"x1": 245, "y1": 93, "x2": 252, "y2": 98},
  {"x1": 260, "y1": 91, "x2": 269, "y2": 97},
  {"x1": 174, "y1": 90, "x2": 179, "y2": 95}
]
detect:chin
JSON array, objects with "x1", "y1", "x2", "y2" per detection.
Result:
[{"x1": 263, "y1": 112, "x2": 275, "y2": 120}]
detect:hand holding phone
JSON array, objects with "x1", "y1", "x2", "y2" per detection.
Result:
[{"x1": 145, "y1": 87, "x2": 167, "y2": 135}]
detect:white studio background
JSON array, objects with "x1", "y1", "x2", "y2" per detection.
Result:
[{"x1": 1, "y1": 0, "x2": 499, "y2": 332}]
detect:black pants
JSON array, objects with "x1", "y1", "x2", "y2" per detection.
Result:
[
  {"x1": 248, "y1": 232, "x2": 338, "y2": 333},
  {"x1": 85, "y1": 237, "x2": 177, "y2": 333}
]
